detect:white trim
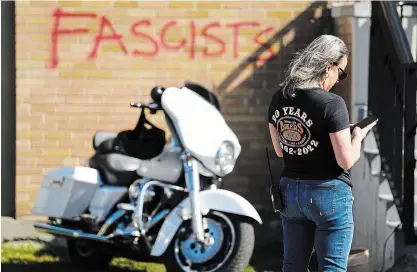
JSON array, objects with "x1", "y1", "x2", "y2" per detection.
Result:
[{"x1": 331, "y1": 2, "x2": 371, "y2": 19}]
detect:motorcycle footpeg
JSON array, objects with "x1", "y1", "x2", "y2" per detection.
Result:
[{"x1": 79, "y1": 214, "x2": 97, "y2": 223}]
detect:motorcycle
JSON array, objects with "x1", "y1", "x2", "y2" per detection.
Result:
[{"x1": 31, "y1": 84, "x2": 262, "y2": 272}]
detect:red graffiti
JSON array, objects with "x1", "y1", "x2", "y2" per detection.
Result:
[
  {"x1": 89, "y1": 16, "x2": 128, "y2": 59},
  {"x1": 201, "y1": 22, "x2": 226, "y2": 57},
  {"x1": 50, "y1": 8, "x2": 97, "y2": 69},
  {"x1": 49, "y1": 8, "x2": 276, "y2": 69},
  {"x1": 254, "y1": 26, "x2": 275, "y2": 62},
  {"x1": 131, "y1": 20, "x2": 159, "y2": 56},
  {"x1": 189, "y1": 21, "x2": 196, "y2": 60},
  {"x1": 226, "y1": 22, "x2": 260, "y2": 58},
  {"x1": 161, "y1": 21, "x2": 186, "y2": 51}
]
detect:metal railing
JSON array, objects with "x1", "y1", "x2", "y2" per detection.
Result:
[{"x1": 368, "y1": 1, "x2": 417, "y2": 244}]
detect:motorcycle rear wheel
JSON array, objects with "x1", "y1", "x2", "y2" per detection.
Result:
[{"x1": 164, "y1": 211, "x2": 255, "y2": 272}]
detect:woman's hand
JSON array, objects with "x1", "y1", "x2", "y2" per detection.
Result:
[
  {"x1": 351, "y1": 127, "x2": 364, "y2": 141},
  {"x1": 351, "y1": 121, "x2": 378, "y2": 141}
]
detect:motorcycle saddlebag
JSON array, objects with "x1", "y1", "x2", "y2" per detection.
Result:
[{"x1": 31, "y1": 166, "x2": 101, "y2": 220}]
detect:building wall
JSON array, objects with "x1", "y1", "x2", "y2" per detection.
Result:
[
  {"x1": 332, "y1": 16, "x2": 353, "y2": 118},
  {"x1": 15, "y1": 0, "x2": 332, "y2": 218}
]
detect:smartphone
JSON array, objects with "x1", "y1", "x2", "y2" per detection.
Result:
[{"x1": 350, "y1": 115, "x2": 378, "y2": 132}]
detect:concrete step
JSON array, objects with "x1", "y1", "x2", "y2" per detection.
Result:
[
  {"x1": 386, "y1": 219, "x2": 417, "y2": 231},
  {"x1": 362, "y1": 130, "x2": 378, "y2": 154},
  {"x1": 386, "y1": 204, "x2": 401, "y2": 223},
  {"x1": 361, "y1": 130, "x2": 417, "y2": 177},
  {"x1": 379, "y1": 172, "x2": 417, "y2": 196},
  {"x1": 379, "y1": 192, "x2": 417, "y2": 223},
  {"x1": 379, "y1": 194, "x2": 417, "y2": 203},
  {"x1": 385, "y1": 202, "x2": 417, "y2": 223},
  {"x1": 382, "y1": 173, "x2": 417, "y2": 235}
]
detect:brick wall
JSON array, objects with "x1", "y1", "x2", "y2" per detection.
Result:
[{"x1": 15, "y1": 0, "x2": 333, "y2": 218}]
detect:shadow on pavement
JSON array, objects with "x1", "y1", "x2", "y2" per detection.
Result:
[
  {"x1": 250, "y1": 242, "x2": 283, "y2": 271},
  {"x1": 1, "y1": 263, "x2": 147, "y2": 272}
]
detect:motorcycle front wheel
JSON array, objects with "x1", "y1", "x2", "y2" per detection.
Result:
[{"x1": 164, "y1": 211, "x2": 255, "y2": 272}]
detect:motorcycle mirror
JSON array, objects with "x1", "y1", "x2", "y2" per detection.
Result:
[{"x1": 151, "y1": 86, "x2": 165, "y2": 104}]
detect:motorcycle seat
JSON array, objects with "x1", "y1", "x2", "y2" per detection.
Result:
[
  {"x1": 93, "y1": 131, "x2": 118, "y2": 150},
  {"x1": 89, "y1": 153, "x2": 141, "y2": 186}
]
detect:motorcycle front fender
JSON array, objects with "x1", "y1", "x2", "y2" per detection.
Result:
[{"x1": 150, "y1": 189, "x2": 262, "y2": 257}]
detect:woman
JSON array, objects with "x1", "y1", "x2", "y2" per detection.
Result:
[{"x1": 268, "y1": 35, "x2": 376, "y2": 271}]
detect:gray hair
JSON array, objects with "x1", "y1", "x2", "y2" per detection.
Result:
[{"x1": 280, "y1": 35, "x2": 349, "y2": 98}]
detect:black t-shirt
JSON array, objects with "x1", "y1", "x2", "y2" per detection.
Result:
[{"x1": 268, "y1": 88, "x2": 352, "y2": 187}]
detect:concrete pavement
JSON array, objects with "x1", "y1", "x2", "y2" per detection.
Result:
[{"x1": 3, "y1": 216, "x2": 416, "y2": 271}]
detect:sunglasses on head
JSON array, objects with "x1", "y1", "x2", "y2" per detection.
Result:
[{"x1": 332, "y1": 62, "x2": 348, "y2": 82}]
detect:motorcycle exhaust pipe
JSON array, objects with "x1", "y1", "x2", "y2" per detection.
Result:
[{"x1": 34, "y1": 223, "x2": 113, "y2": 244}]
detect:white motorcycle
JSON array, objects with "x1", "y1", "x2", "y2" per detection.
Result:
[{"x1": 32, "y1": 84, "x2": 262, "y2": 272}]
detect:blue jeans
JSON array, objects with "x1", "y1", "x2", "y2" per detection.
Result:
[{"x1": 279, "y1": 178, "x2": 354, "y2": 272}]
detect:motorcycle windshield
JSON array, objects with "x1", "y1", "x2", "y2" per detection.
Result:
[{"x1": 161, "y1": 87, "x2": 241, "y2": 173}]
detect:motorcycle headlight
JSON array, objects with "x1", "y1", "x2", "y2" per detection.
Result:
[{"x1": 215, "y1": 141, "x2": 236, "y2": 175}]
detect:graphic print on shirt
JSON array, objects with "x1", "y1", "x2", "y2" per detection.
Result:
[{"x1": 271, "y1": 107, "x2": 319, "y2": 155}]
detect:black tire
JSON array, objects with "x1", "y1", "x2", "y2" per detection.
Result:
[
  {"x1": 164, "y1": 212, "x2": 255, "y2": 272},
  {"x1": 67, "y1": 239, "x2": 113, "y2": 270}
]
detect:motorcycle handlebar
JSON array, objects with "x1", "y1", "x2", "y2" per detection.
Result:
[
  {"x1": 130, "y1": 85, "x2": 165, "y2": 113},
  {"x1": 130, "y1": 101, "x2": 162, "y2": 113}
]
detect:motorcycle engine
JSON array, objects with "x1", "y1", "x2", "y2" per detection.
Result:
[{"x1": 129, "y1": 179, "x2": 155, "y2": 203}]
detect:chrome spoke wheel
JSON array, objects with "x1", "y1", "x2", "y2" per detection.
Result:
[{"x1": 173, "y1": 211, "x2": 236, "y2": 272}]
